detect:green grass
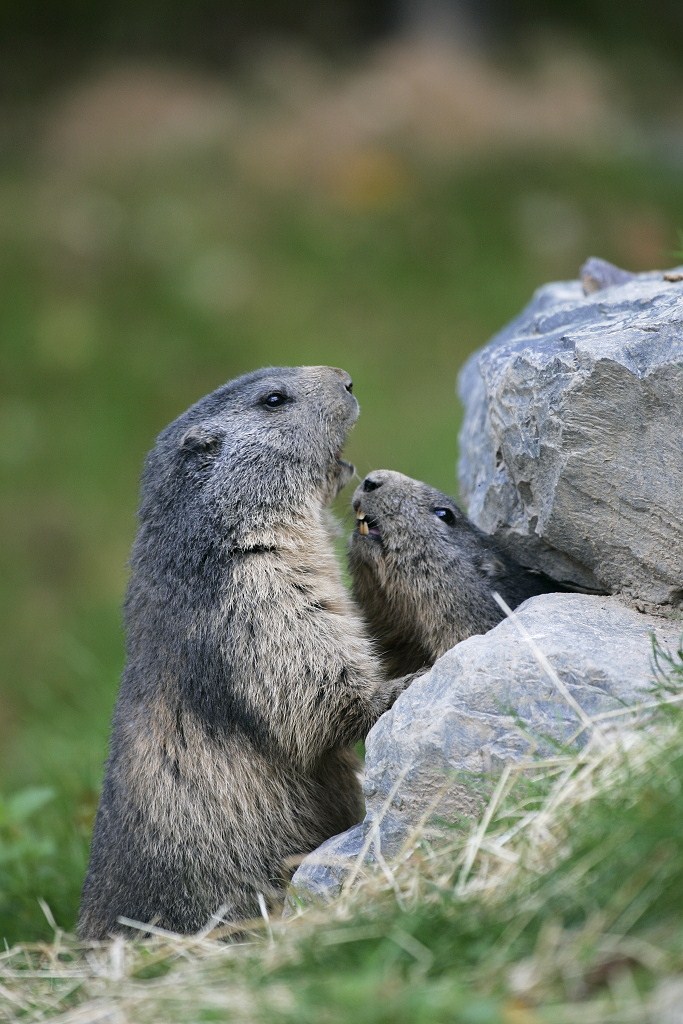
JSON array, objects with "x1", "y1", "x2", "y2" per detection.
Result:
[
  {"x1": 2, "y1": 107, "x2": 683, "y2": 947},
  {"x1": 3, "y1": 651, "x2": 683, "y2": 1023}
]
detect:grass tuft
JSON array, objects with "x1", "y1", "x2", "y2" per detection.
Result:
[{"x1": 3, "y1": 654, "x2": 683, "y2": 1023}]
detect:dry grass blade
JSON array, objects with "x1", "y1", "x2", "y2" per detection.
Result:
[
  {"x1": 342, "y1": 764, "x2": 411, "y2": 891},
  {"x1": 456, "y1": 762, "x2": 514, "y2": 895}
]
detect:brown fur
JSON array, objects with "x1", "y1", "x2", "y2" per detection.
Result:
[
  {"x1": 79, "y1": 367, "x2": 412, "y2": 939},
  {"x1": 349, "y1": 469, "x2": 565, "y2": 677}
]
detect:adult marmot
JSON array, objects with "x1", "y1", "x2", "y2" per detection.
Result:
[
  {"x1": 79, "y1": 367, "x2": 412, "y2": 939},
  {"x1": 349, "y1": 469, "x2": 564, "y2": 676}
]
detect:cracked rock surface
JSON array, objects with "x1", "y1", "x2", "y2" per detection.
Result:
[{"x1": 458, "y1": 266, "x2": 683, "y2": 606}]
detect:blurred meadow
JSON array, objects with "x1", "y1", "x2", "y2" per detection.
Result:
[{"x1": 2, "y1": 1, "x2": 683, "y2": 944}]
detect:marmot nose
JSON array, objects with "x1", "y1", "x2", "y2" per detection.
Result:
[
  {"x1": 331, "y1": 367, "x2": 353, "y2": 394},
  {"x1": 362, "y1": 476, "x2": 382, "y2": 493}
]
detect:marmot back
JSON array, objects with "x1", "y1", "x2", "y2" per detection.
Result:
[
  {"x1": 349, "y1": 469, "x2": 565, "y2": 676},
  {"x1": 79, "y1": 368, "x2": 412, "y2": 940}
]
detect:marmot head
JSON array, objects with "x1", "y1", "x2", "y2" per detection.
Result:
[
  {"x1": 349, "y1": 469, "x2": 492, "y2": 581},
  {"x1": 348, "y1": 469, "x2": 511, "y2": 664},
  {"x1": 138, "y1": 366, "x2": 358, "y2": 552}
]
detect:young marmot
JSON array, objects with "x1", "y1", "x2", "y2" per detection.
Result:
[
  {"x1": 79, "y1": 367, "x2": 413, "y2": 940},
  {"x1": 349, "y1": 469, "x2": 564, "y2": 676}
]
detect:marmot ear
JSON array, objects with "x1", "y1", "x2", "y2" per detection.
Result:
[
  {"x1": 179, "y1": 426, "x2": 223, "y2": 457},
  {"x1": 478, "y1": 552, "x2": 507, "y2": 580}
]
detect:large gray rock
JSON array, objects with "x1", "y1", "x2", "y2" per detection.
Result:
[
  {"x1": 457, "y1": 265, "x2": 683, "y2": 606},
  {"x1": 290, "y1": 593, "x2": 682, "y2": 903}
]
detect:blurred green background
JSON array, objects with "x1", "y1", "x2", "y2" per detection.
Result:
[{"x1": 2, "y1": 0, "x2": 683, "y2": 944}]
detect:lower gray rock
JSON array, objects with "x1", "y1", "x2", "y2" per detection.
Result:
[
  {"x1": 286, "y1": 824, "x2": 367, "y2": 910},
  {"x1": 290, "y1": 593, "x2": 681, "y2": 904}
]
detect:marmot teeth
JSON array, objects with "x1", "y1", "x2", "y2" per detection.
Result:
[{"x1": 356, "y1": 509, "x2": 370, "y2": 535}]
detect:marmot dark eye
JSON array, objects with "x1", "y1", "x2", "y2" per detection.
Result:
[
  {"x1": 433, "y1": 507, "x2": 456, "y2": 526},
  {"x1": 261, "y1": 391, "x2": 288, "y2": 408}
]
